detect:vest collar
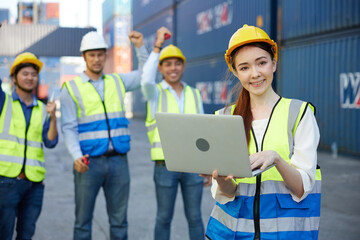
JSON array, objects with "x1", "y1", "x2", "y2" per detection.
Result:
[
  {"x1": 160, "y1": 79, "x2": 187, "y2": 90},
  {"x1": 79, "y1": 72, "x2": 105, "y2": 83},
  {"x1": 11, "y1": 90, "x2": 38, "y2": 107}
]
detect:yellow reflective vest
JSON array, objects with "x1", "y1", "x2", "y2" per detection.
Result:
[
  {"x1": 145, "y1": 83, "x2": 202, "y2": 160},
  {"x1": 63, "y1": 74, "x2": 130, "y2": 156},
  {"x1": 206, "y1": 97, "x2": 322, "y2": 240},
  {"x1": 0, "y1": 93, "x2": 47, "y2": 182}
]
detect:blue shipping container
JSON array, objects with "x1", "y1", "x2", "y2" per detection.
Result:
[
  {"x1": 134, "y1": 9, "x2": 174, "y2": 53},
  {"x1": 102, "y1": 0, "x2": 132, "y2": 25},
  {"x1": 103, "y1": 15, "x2": 131, "y2": 48},
  {"x1": 281, "y1": 0, "x2": 360, "y2": 40},
  {"x1": 0, "y1": 9, "x2": 9, "y2": 23},
  {"x1": 132, "y1": 0, "x2": 174, "y2": 28},
  {"x1": 182, "y1": 55, "x2": 236, "y2": 114},
  {"x1": 132, "y1": 9, "x2": 175, "y2": 117},
  {"x1": 177, "y1": 0, "x2": 273, "y2": 61},
  {"x1": 279, "y1": 31, "x2": 360, "y2": 156}
]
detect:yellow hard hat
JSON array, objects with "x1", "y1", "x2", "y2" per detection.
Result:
[
  {"x1": 225, "y1": 24, "x2": 278, "y2": 72},
  {"x1": 159, "y1": 44, "x2": 186, "y2": 64},
  {"x1": 10, "y1": 52, "x2": 43, "y2": 75}
]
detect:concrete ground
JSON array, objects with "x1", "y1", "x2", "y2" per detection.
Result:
[{"x1": 23, "y1": 118, "x2": 360, "y2": 239}]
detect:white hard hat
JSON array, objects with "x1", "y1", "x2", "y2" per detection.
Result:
[{"x1": 80, "y1": 31, "x2": 108, "y2": 52}]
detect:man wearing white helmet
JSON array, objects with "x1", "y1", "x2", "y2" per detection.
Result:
[{"x1": 60, "y1": 30, "x2": 148, "y2": 240}]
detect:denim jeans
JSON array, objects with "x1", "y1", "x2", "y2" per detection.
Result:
[
  {"x1": 0, "y1": 176, "x2": 44, "y2": 240},
  {"x1": 154, "y1": 162, "x2": 205, "y2": 240},
  {"x1": 73, "y1": 154, "x2": 130, "y2": 240}
]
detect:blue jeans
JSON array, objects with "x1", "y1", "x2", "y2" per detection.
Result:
[
  {"x1": 154, "y1": 162, "x2": 205, "y2": 240},
  {"x1": 73, "y1": 154, "x2": 130, "y2": 240},
  {"x1": 0, "y1": 176, "x2": 44, "y2": 240}
]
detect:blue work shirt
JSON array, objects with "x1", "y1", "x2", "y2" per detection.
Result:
[{"x1": 0, "y1": 79, "x2": 58, "y2": 148}]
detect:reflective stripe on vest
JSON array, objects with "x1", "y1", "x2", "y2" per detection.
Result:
[
  {"x1": 0, "y1": 94, "x2": 46, "y2": 182},
  {"x1": 207, "y1": 97, "x2": 322, "y2": 240},
  {"x1": 64, "y1": 74, "x2": 130, "y2": 156},
  {"x1": 145, "y1": 84, "x2": 201, "y2": 160}
]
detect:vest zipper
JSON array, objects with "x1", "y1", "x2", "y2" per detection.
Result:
[
  {"x1": 101, "y1": 101, "x2": 112, "y2": 144},
  {"x1": 253, "y1": 174, "x2": 261, "y2": 240},
  {"x1": 251, "y1": 97, "x2": 282, "y2": 240},
  {"x1": 88, "y1": 83, "x2": 113, "y2": 147},
  {"x1": 21, "y1": 124, "x2": 30, "y2": 175},
  {"x1": 251, "y1": 127, "x2": 261, "y2": 240}
]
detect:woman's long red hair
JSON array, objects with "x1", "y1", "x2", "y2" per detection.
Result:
[{"x1": 225, "y1": 42, "x2": 275, "y2": 145}]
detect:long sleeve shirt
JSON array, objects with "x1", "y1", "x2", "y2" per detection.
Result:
[
  {"x1": 211, "y1": 106, "x2": 320, "y2": 203},
  {"x1": 141, "y1": 51, "x2": 204, "y2": 118},
  {"x1": 0, "y1": 80, "x2": 58, "y2": 148},
  {"x1": 60, "y1": 46, "x2": 149, "y2": 161}
]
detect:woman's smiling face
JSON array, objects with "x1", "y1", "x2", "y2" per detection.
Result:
[{"x1": 232, "y1": 45, "x2": 277, "y2": 97}]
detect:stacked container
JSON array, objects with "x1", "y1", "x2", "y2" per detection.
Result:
[
  {"x1": 38, "y1": 3, "x2": 60, "y2": 25},
  {"x1": 103, "y1": 0, "x2": 134, "y2": 117},
  {"x1": 278, "y1": 0, "x2": 360, "y2": 156},
  {"x1": 102, "y1": 0, "x2": 132, "y2": 74},
  {"x1": 132, "y1": 0, "x2": 176, "y2": 116},
  {"x1": 0, "y1": 8, "x2": 9, "y2": 24}
]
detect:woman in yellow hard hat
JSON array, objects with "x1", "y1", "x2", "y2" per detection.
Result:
[
  {"x1": 0, "y1": 52, "x2": 58, "y2": 239},
  {"x1": 205, "y1": 25, "x2": 321, "y2": 239}
]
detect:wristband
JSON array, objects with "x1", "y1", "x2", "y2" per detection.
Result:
[{"x1": 154, "y1": 45, "x2": 162, "y2": 50}]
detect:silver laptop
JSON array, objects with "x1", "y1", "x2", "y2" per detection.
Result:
[{"x1": 155, "y1": 112, "x2": 275, "y2": 178}]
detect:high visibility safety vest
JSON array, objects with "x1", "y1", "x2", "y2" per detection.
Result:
[
  {"x1": 145, "y1": 83, "x2": 202, "y2": 160},
  {"x1": 0, "y1": 94, "x2": 47, "y2": 182},
  {"x1": 206, "y1": 97, "x2": 322, "y2": 240},
  {"x1": 63, "y1": 74, "x2": 130, "y2": 156}
]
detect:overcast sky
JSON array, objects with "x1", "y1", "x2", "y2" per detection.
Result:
[{"x1": 0, "y1": 0, "x2": 104, "y2": 33}]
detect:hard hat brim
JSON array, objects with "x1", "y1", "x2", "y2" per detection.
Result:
[
  {"x1": 10, "y1": 58, "x2": 43, "y2": 75},
  {"x1": 225, "y1": 39, "x2": 278, "y2": 72}
]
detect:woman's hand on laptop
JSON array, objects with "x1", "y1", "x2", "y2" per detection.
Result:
[{"x1": 250, "y1": 150, "x2": 279, "y2": 171}]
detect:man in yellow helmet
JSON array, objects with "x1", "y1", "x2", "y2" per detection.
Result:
[
  {"x1": 60, "y1": 30, "x2": 149, "y2": 239},
  {"x1": 141, "y1": 27, "x2": 211, "y2": 240},
  {"x1": 0, "y1": 52, "x2": 58, "y2": 239}
]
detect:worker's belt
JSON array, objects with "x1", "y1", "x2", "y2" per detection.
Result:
[
  {"x1": 155, "y1": 160, "x2": 165, "y2": 166},
  {"x1": 100, "y1": 150, "x2": 125, "y2": 158},
  {"x1": 17, "y1": 172, "x2": 26, "y2": 180}
]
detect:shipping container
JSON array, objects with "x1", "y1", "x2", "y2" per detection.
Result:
[
  {"x1": 131, "y1": 9, "x2": 175, "y2": 117},
  {"x1": 0, "y1": 8, "x2": 9, "y2": 24},
  {"x1": 104, "y1": 46, "x2": 132, "y2": 74},
  {"x1": 278, "y1": 30, "x2": 360, "y2": 156},
  {"x1": 132, "y1": 0, "x2": 174, "y2": 28},
  {"x1": 45, "y1": 3, "x2": 59, "y2": 19},
  {"x1": 280, "y1": 0, "x2": 360, "y2": 40},
  {"x1": 182, "y1": 55, "x2": 235, "y2": 114},
  {"x1": 177, "y1": 0, "x2": 274, "y2": 61},
  {"x1": 104, "y1": 15, "x2": 132, "y2": 49},
  {"x1": 134, "y1": 9, "x2": 174, "y2": 53},
  {"x1": 102, "y1": 0, "x2": 131, "y2": 25},
  {"x1": 24, "y1": 27, "x2": 97, "y2": 57},
  {"x1": 0, "y1": 25, "x2": 96, "y2": 57}
]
